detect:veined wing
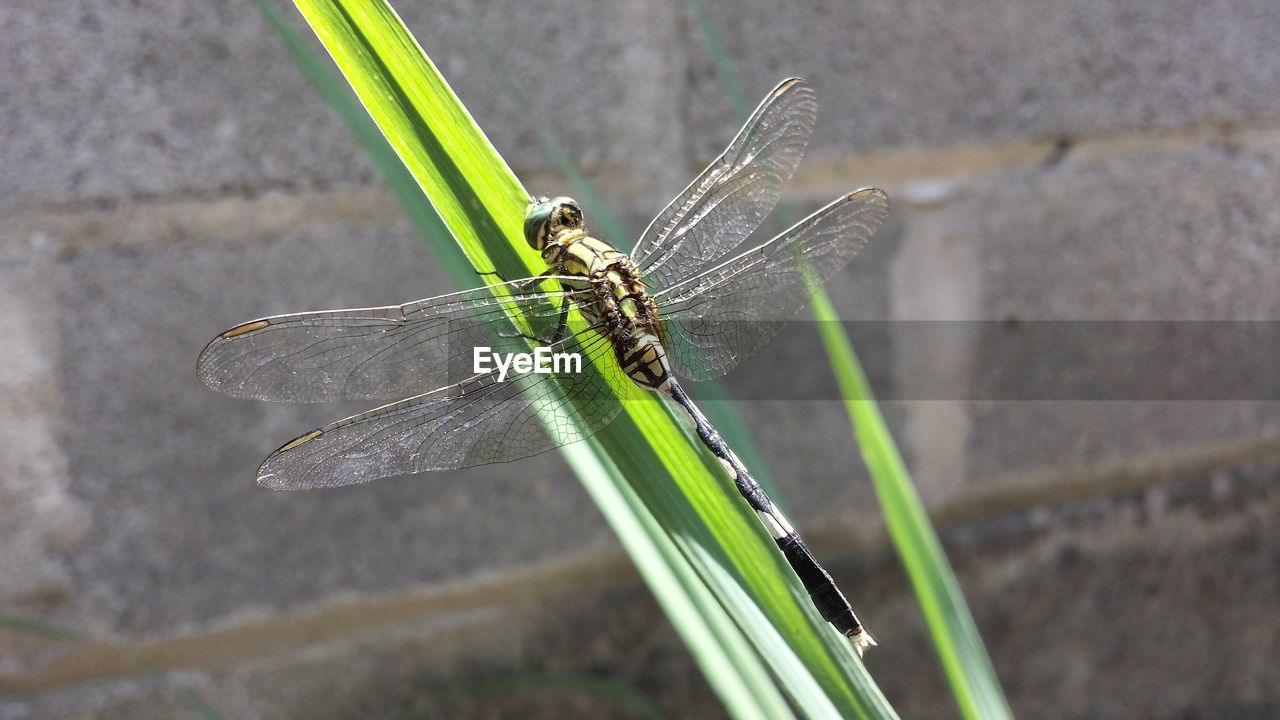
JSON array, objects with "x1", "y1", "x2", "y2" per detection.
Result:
[
  {"x1": 653, "y1": 188, "x2": 890, "y2": 381},
  {"x1": 257, "y1": 329, "x2": 630, "y2": 489},
  {"x1": 630, "y1": 78, "x2": 817, "y2": 292},
  {"x1": 197, "y1": 277, "x2": 591, "y2": 403}
]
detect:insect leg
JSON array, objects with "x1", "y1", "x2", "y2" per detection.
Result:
[
  {"x1": 476, "y1": 265, "x2": 559, "y2": 287},
  {"x1": 475, "y1": 267, "x2": 508, "y2": 282},
  {"x1": 547, "y1": 298, "x2": 571, "y2": 344},
  {"x1": 511, "y1": 267, "x2": 563, "y2": 293}
]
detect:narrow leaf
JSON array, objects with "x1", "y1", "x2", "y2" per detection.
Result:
[{"x1": 687, "y1": 3, "x2": 1012, "y2": 718}]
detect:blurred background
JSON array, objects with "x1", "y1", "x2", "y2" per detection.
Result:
[{"x1": 3, "y1": 1, "x2": 1279, "y2": 718}]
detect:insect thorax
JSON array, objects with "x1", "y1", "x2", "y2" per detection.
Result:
[{"x1": 546, "y1": 233, "x2": 671, "y2": 389}]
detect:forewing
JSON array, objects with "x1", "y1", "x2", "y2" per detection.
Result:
[
  {"x1": 654, "y1": 188, "x2": 890, "y2": 381},
  {"x1": 197, "y1": 277, "x2": 589, "y2": 402},
  {"x1": 630, "y1": 78, "x2": 817, "y2": 291},
  {"x1": 256, "y1": 330, "x2": 629, "y2": 489}
]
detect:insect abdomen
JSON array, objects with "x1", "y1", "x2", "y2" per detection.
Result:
[{"x1": 616, "y1": 333, "x2": 670, "y2": 389}]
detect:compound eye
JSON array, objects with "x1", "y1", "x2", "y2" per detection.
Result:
[{"x1": 523, "y1": 200, "x2": 555, "y2": 250}]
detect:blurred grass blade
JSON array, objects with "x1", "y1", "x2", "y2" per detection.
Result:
[
  {"x1": 812, "y1": 294, "x2": 1013, "y2": 719},
  {"x1": 145, "y1": 663, "x2": 224, "y2": 720},
  {"x1": 686, "y1": 2, "x2": 1012, "y2": 718},
  {"x1": 469, "y1": 22, "x2": 624, "y2": 248},
  {"x1": 0, "y1": 613, "x2": 90, "y2": 642},
  {"x1": 688, "y1": 0, "x2": 749, "y2": 120},
  {"x1": 258, "y1": 0, "x2": 471, "y2": 283},
  {"x1": 285, "y1": 0, "x2": 898, "y2": 717}
]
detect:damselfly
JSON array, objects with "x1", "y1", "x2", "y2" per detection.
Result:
[{"x1": 198, "y1": 79, "x2": 889, "y2": 653}]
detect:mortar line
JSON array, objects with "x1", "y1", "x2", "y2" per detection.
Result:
[
  {"x1": 9, "y1": 118, "x2": 1280, "y2": 240},
  {"x1": 0, "y1": 549, "x2": 641, "y2": 695}
]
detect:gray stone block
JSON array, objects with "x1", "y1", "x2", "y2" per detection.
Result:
[
  {"x1": 1, "y1": 678, "x2": 205, "y2": 720},
  {"x1": 0, "y1": 240, "x2": 93, "y2": 620},
  {"x1": 0, "y1": 0, "x2": 684, "y2": 211},
  {"x1": 874, "y1": 458, "x2": 1280, "y2": 718},
  {"x1": 685, "y1": 0, "x2": 1280, "y2": 159},
  {"x1": 885, "y1": 137, "x2": 1280, "y2": 493}
]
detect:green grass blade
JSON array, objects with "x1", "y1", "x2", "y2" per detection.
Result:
[
  {"x1": 266, "y1": 8, "x2": 787, "y2": 718},
  {"x1": 562, "y1": 444, "x2": 787, "y2": 720},
  {"x1": 0, "y1": 613, "x2": 90, "y2": 641},
  {"x1": 469, "y1": 25, "x2": 626, "y2": 247},
  {"x1": 686, "y1": 3, "x2": 1012, "y2": 718},
  {"x1": 811, "y1": 294, "x2": 1013, "y2": 719},
  {"x1": 145, "y1": 664, "x2": 224, "y2": 720},
  {"x1": 268, "y1": 9, "x2": 785, "y2": 718},
  {"x1": 289, "y1": 1, "x2": 896, "y2": 716},
  {"x1": 687, "y1": 0, "x2": 750, "y2": 121}
]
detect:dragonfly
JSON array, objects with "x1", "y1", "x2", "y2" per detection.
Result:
[{"x1": 197, "y1": 78, "x2": 889, "y2": 654}]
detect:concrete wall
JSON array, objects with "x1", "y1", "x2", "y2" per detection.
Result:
[{"x1": 3, "y1": 1, "x2": 1278, "y2": 717}]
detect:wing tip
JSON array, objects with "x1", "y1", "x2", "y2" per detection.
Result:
[
  {"x1": 255, "y1": 429, "x2": 325, "y2": 491},
  {"x1": 194, "y1": 342, "x2": 223, "y2": 392},
  {"x1": 256, "y1": 455, "x2": 287, "y2": 490},
  {"x1": 775, "y1": 76, "x2": 809, "y2": 94},
  {"x1": 256, "y1": 463, "x2": 296, "y2": 491},
  {"x1": 255, "y1": 471, "x2": 282, "y2": 491},
  {"x1": 276, "y1": 428, "x2": 324, "y2": 454},
  {"x1": 195, "y1": 319, "x2": 272, "y2": 393},
  {"x1": 772, "y1": 77, "x2": 816, "y2": 105},
  {"x1": 220, "y1": 319, "x2": 271, "y2": 339},
  {"x1": 847, "y1": 187, "x2": 889, "y2": 206},
  {"x1": 847, "y1": 187, "x2": 892, "y2": 220}
]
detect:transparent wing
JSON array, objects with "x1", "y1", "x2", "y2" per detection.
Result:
[
  {"x1": 256, "y1": 330, "x2": 631, "y2": 489},
  {"x1": 630, "y1": 78, "x2": 817, "y2": 292},
  {"x1": 653, "y1": 188, "x2": 890, "y2": 381},
  {"x1": 197, "y1": 277, "x2": 591, "y2": 403}
]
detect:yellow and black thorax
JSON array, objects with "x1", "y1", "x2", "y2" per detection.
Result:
[
  {"x1": 524, "y1": 195, "x2": 672, "y2": 390},
  {"x1": 543, "y1": 232, "x2": 671, "y2": 389}
]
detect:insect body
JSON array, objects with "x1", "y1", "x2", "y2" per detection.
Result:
[
  {"x1": 530, "y1": 200, "x2": 672, "y2": 390},
  {"x1": 198, "y1": 78, "x2": 889, "y2": 653}
]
